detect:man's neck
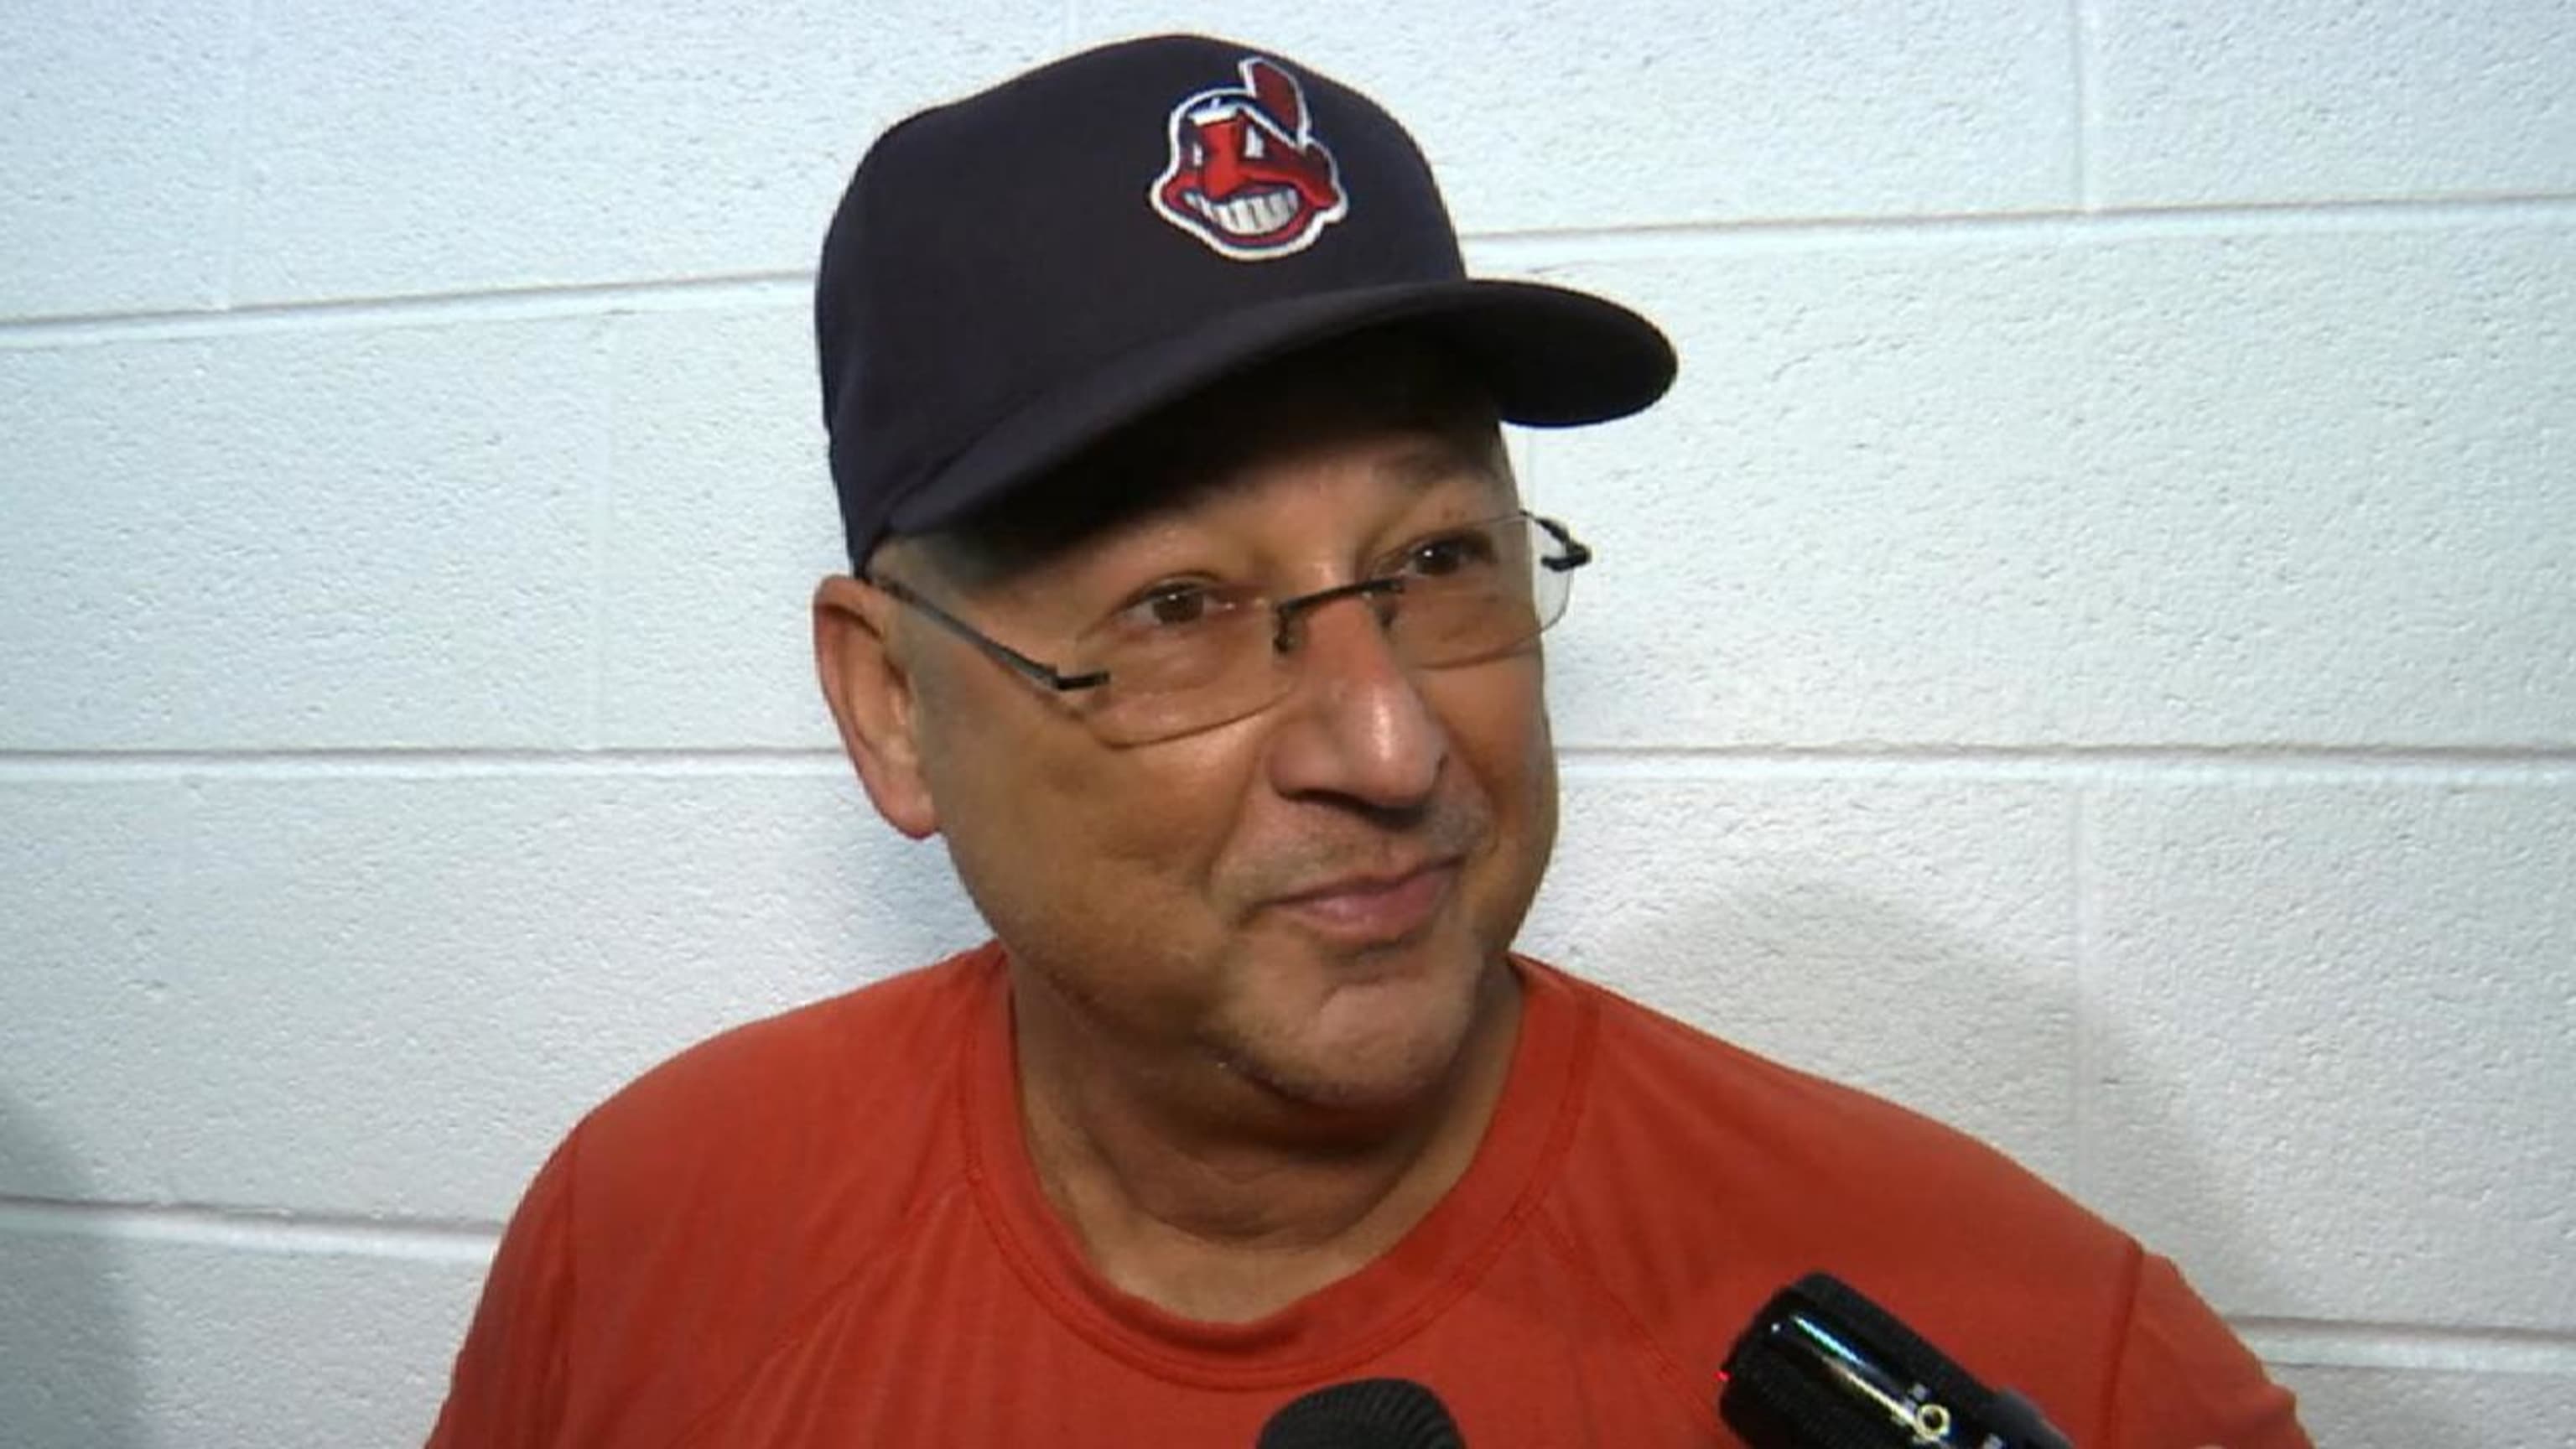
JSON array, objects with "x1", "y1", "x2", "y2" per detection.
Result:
[{"x1": 1010, "y1": 963, "x2": 1524, "y2": 1323}]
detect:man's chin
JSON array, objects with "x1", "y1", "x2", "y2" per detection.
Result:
[
  {"x1": 1225, "y1": 970, "x2": 1494, "y2": 1118},
  {"x1": 1231, "y1": 1053, "x2": 1455, "y2": 1121}
]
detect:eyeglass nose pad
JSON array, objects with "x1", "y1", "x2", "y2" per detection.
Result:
[{"x1": 1270, "y1": 576, "x2": 1409, "y2": 653}]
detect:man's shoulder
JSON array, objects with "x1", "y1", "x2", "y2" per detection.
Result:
[
  {"x1": 1554, "y1": 968, "x2": 2096, "y2": 1230},
  {"x1": 453, "y1": 947, "x2": 1005, "y2": 1441},
  {"x1": 565, "y1": 942, "x2": 1002, "y2": 1237},
  {"x1": 1532, "y1": 966, "x2": 2144, "y2": 1398},
  {"x1": 588, "y1": 943, "x2": 996, "y2": 1136}
]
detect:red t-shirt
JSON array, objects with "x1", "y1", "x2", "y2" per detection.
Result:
[{"x1": 428, "y1": 945, "x2": 2307, "y2": 1446}]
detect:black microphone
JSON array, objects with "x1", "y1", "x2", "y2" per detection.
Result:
[
  {"x1": 1257, "y1": 1377, "x2": 1465, "y2": 1449},
  {"x1": 1718, "y1": 1273, "x2": 2074, "y2": 1449}
]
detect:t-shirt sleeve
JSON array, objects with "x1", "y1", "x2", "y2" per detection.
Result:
[
  {"x1": 2101, "y1": 1252, "x2": 2311, "y2": 1449},
  {"x1": 423, "y1": 1129, "x2": 581, "y2": 1449}
]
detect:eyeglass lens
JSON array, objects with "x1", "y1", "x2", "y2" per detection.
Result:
[{"x1": 1078, "y1": 513, "x2": 1578, "y2": 744}]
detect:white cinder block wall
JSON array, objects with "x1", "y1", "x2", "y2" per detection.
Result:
[{"x1": 3, "y1": 3, "x2": 2568, "y2": 1443}]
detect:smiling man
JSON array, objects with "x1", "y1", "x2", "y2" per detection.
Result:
[{"x1": 428, "y1": 34, "x2": 2309, "y2": 1448}]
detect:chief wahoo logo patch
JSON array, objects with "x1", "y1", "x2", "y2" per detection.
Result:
[{"x1": 1150, "y1": 56, "x2": 1349, "y2": 261}]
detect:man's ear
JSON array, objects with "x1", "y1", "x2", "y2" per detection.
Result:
[{"x1": 813, "y1": 574, "x2": 940, "y2": 839}]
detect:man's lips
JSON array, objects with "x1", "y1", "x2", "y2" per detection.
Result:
[{"x1": 1265, "y1": 860, "x2": 1460, "y2": 943}]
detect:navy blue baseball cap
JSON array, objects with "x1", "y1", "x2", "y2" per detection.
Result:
[{"x1": 816, "y1": 34, "x2": 1675, "y2": 567}]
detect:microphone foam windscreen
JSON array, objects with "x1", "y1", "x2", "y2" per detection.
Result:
[{"x1": 1256, "y1": 1377, "x2": 1466, "y2": 1449}]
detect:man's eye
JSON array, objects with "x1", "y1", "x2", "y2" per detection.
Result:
[
  {"x1": 1401, "y1": 531, "x2": 1498, "y2": 579},
  {"x1": 1116, "y1": 583, "x2": 1224, "y2": 631}
]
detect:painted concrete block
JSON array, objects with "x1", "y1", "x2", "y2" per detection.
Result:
[
  {"x1": 2272, "y1": 1364, "x2": 2570, "y2": 1448},
  {"x1": 229, "y1": 0, "x2": 1067, "y2": 302},
  {"x1": 0, "y1": 6, "x2": 242, "y2": 318},
  {"x1": 1526, "y1": 771, "x2": 2080, "y2": 1182},
  {"x1": 0, "y1": 319, "x2": 603, "y2": 750},
  {"x1": 1524, "y1": 221, "x2": 2575, "y2": 749},
  {"x1": 2081, "y1": 780, "x2": 2576, "y2": 1328},
  {"x1": 0, "y1": 772, "x2": 979, "y2": 1221},
  {"x1": 596, "y1": 302, "x2": 847, "y2": 749},
  {"x1": 1079, "y1": 0, "x2": 2077, "y2": 229},
  {"x1": 0, "y1": 1220, "x2": 485, "y2": 1449},
  {"x1": 2093, "y1": 3, "x2": 2576, "y2": 205}
]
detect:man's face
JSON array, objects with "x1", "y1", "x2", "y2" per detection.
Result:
[{"x1": 876, "y1": 394, "x2": 1557, "y2": 1114}]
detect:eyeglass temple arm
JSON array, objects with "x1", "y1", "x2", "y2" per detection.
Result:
[
  {"x1": 1533, "y1": 515, "x2": 1592, "y2": 572},
  {"x1": 863, "y1": 574, "x2": 1109, "y2": 693}
]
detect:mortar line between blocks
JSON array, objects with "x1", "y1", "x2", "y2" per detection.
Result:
[
  {"x1": 209, "y1": 0, "x2": 265, "y2": 312},
  {"x1": 1467, "y1": 194, "x2": 2576, "y2": 259},
  {"x1": 9, "y1": 195, "x2": 2576, "y2": 349},
  {"x1": 1555, "y1": 747, "x2": 2576, "y2": 787},
  {"x1": 2234, "y1": 1318, "x2": 2576, "y2": 1376},
  {"x1": 2, "y1": 745, "x2": 2571, "y2": 785},
  {"x1": 2068, "y1": 789, "x2": 2101, "y2": 1200},
  {"x1": 0, "y1": 273, "x2": 814, "y2": 351},
  {"x1": 0, "y1": 1196, "x2": 500, "y2": 1265},
  {"x1": 0, "y1": 747, "x2": 852, "y2": 782},
  {"x1": 584, "y1": 319, "x2": 612, "y2": 751},
  {"x1": 2068, "y1": 0, "x2": 2101, "y2": 211}
]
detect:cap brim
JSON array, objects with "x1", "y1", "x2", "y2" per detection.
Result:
[{"x1": 886, "y1": 278, "x2": 1675, "y2": 538}]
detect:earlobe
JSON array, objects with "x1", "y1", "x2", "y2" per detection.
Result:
[{"x1": 813, "y1": 575, "x2": 941, "y2": 839}]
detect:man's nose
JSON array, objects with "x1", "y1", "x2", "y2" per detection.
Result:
[{"x1": 1261, "y1": 588, "x2": 1446, "y2": 810}]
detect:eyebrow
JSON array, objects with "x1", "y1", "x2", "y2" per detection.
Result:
[
  {"x1": 1102, "y1": 444, "x2": 1513, "y2": 581},
  {"x1": 1373, "y1": 438, "x2": 1509, "y2": 495}
]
